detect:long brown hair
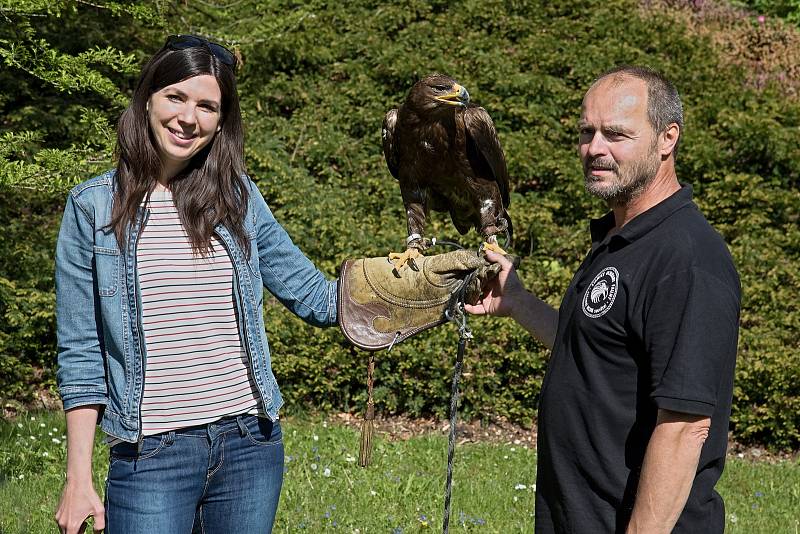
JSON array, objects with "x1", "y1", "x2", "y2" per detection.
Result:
[{"x1": 110, "y1": 43, "x2": 249, "y2": 257}]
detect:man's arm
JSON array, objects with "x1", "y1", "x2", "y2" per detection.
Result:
[
  {"x1": 465, "y1": 250, "x2": 558, "y2": 349},
  {"x1": 626, "y1": 409, "x2": 711, "y2": 534}
]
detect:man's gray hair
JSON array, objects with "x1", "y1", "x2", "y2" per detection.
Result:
[{"x1": 594, "y1": 65, "x2": 684, "y2": 158}]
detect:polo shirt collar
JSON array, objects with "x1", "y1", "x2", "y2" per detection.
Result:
[{"x1": 590, "y1": 184, "x2": 694, "y2": 247}]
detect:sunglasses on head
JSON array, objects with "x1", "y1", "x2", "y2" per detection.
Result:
[{"x1": 165, "y1": 34, "x2": 237, "y2": 67}]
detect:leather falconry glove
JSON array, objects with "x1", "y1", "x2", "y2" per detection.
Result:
[{"x1": 338, "y1": 249, "x2": 514, "y2": 351}]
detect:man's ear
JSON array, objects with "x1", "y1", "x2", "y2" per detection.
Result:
[{"x1": 660, "y1": 123, "x2": 680, "y2": 158}]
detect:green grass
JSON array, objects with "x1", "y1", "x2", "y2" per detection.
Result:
[{"x1": 1, "y1": 412, "x2": 798, "y2": 533}]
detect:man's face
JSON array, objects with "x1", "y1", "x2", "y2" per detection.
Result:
[{"x1": 578, "y1": 76, "x2": 661, "y2": 205}]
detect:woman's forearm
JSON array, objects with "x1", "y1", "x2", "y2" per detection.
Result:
[
  {"x1": 64, "y1": 406, "x2": 100, "y2": 483},
  {"x1": 57, "y1": 405, "x2": 105, "y2": 534}
]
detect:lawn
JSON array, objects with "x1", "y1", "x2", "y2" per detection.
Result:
[{"x1": 1, "y1": 412, "x2": 798, "y2": 533}]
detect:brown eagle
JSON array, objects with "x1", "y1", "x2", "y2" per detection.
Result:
[{"x1": 382, "y1": 74, "x2": 512, "y2": 269}]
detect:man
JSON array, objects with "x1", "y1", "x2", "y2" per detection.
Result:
[{"x1": 467, "y1": 66, "x2": 741, "y2": 533}]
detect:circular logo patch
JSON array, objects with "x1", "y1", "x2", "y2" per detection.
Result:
[{"x1": 582, "y1": 267, "x2": 619, "y2": 318}]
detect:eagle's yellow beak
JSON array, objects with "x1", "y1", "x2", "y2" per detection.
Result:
[{"x1": 435, "y1": 84, "x2": 470, "y2": 107}]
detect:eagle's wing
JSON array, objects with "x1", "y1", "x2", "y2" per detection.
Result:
[
  {"x1": 382, "y1": 108, "x2": 400, "y2": 180},
  {"x1": 463, "y1": 106, "x2": 510, "y2": 208}
]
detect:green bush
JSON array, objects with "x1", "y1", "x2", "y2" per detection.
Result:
[
  {"x1": 0, "y1": 189, "x2": 61, "y2": 401},
  {"x1": 1, "y1": 0, "x2": 798, "y2": 449}
]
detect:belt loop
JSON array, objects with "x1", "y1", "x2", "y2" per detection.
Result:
[
  {"x1": 165, "y1": 431, "x2": 175, "y2": 446},
  {"x1": 236, "y1": 415, "x2": 248, "y2": 437}
]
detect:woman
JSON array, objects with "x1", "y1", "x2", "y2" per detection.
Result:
[{"x1": 54, "y1": 35, "x2": 337, "y2": 534}]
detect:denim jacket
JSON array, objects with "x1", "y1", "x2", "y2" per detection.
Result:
[{"x1": 55, "y1": 170, "x2": 337, "y2": 442}]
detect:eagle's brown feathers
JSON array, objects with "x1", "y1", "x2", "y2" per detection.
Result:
[{"x1": 382, "y1": 74, "x2": 512, "y2": 267}]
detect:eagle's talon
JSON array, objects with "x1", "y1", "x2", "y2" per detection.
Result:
[
  {"x1": 389, "y1": 248, "x2": 424, "y2": 271},
  {"x1": 481, "y1": 241, "x2": 508, "y2": 255}
]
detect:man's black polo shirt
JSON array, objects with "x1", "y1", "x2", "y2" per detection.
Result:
[{"x1": 535, "y1": 185, "x2": 741, "y2": 534}]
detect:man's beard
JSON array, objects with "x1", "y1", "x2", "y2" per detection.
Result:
[{"x1": 584, "y1": 148, "x2": 660, "y2": 206}]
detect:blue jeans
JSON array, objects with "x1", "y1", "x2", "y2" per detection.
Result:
[{"x1": 105, "y1": 415, "x2": 283, "y2": 533}]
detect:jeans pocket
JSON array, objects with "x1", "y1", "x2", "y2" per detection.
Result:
[
  {"x1": 110, "y1": 434, "x2": 169, "y2": 462},
  {"x1": 243, "y1": 416, "x2": 281, "y2": 447}
]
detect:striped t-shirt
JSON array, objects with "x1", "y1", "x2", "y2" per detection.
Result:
[{"x1": 136, "y1": 189, "x2": 262, "y2": 435}]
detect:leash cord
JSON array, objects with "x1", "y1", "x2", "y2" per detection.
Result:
[
  {"x1": 442, "y1": 333, "x2": 467, "y2": 534},
  {"x1": 442, "y1": 270, "x2": 476, "y2": 534}
]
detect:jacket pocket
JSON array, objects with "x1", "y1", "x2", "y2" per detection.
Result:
[{"x1": 93, "y1": 246, "x2": 120, "y2": 297}]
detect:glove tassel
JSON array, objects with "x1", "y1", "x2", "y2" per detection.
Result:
[
  {"x1": 359, "y1": 354, "x2": 376, "y2": 467},
  {"x1": 359, "y1": 401, "x2": 375, "y2": 467}
]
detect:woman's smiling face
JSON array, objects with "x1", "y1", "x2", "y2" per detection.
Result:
[{"x1": 147, "y1": 74, "x2": 222, "y2": 181}]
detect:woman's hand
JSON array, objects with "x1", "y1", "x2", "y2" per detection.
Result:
[
  {"x1": 55, "y1": 479, "x2": 105, "y2": 534},
  {"x1": 55, "y1": 406, "x2": 105, "y2": 533}
]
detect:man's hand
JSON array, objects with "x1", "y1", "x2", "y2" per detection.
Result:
[
  {"x1": 466, "y1": 250, "x2": 558, "y2": 349},
  {"x1": 55, "y1": 479, "x2": 105, "y2": 533},
  {"x1": 465, "y1": 250, "x2": 526, "y2": 317}
]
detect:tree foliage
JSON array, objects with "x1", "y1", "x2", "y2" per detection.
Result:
[
  {"x1": 0, "y1": 0, "x2": 798, "y2": 449},
  {"x1": 0, "y1": 0, "x2": 164, "y2": 189},
  {"x1": 734, "y1": 0, "x2": 800, "y2": 23}
]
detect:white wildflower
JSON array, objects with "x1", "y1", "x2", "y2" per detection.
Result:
[
  {"x1": 52, "y1": 438, "x2": 61, "y2": 444},
  {"x1": 313, "y1": 435, "x2": 319, "y2": 441},
  {"x1": 370, "y1": 490, "x2": 377, "y2": 496},
  {"x1": 514, "y1": 484, "x2": 527, "y2": 490},
  {"x1": 345, "y1": 455, "x2": 356, "y2": 463},
  {"x1": 39, "y1": 422, "x2": 46, "y2": 428},
  {"x1": 729, "y1": 513, "x2": 738, "y2": 524},
  {"x1": 310, "y1": 463, "x2": 318, "y2": 471},
  {"x1": 323, "y1": 467, "x2": 331, "y2": 477}
]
